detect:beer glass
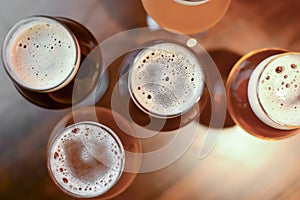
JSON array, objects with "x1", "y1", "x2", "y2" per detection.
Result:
[
  {"x1": 226, "y1": 48, "x2": 300, "y2": 139},
  {"x1": 2, "y1": 15, "x2": 108, "y2": 109},
  {"x1": 117, "y1": 40, "x2": 208, "y2": 131},
  {"x1": 141, "y1": 0, "x2": 231, "y2": 34},
  {"x1": 47, "y1": 106, "x2": 141, "y2": 199}
]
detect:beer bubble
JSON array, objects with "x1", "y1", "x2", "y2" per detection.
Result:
[
  {"x1": 291, "y1": 64, "x2": 297, "y2": 69},
  {"x1": 275, "y1": 66, "x2": 283, "y2": 73},
  {"x1": 54, "y1": 152, "x2": 59, "y2": 159}
]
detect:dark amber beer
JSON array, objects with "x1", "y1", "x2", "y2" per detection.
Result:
[
  {"x1": 226, "y1": 48, "x2": 300, "y2": 139},
  {"x1": 2, "y1": 16, "x2": 107, "y2": 109}
]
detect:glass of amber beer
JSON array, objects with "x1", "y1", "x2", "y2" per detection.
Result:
[
  {"x1": 2, "y1": 15, "x2": 108, "y2": 109},
  {"x1": 141, "y1": 0, "x2": 231, "y2": 34},
  {"x1": 116, "y1": 40, "x2": 209, "y2": 131},
  {"x1": 47, "y1": 106, "x2": 141, "y2": 199},
  {"x1": 226, "y1": 48, "x2": 300, "y2": 139}
]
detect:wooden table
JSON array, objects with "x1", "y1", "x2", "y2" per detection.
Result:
[{"x1": 0, "y1": 0, "x2": 300, "y2": 199}]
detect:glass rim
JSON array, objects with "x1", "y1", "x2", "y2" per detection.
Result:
[
  {"x1": 173, "y1": 0, "x2": 210, "y2": 6},
  {"x1": 127, "y1": 41, "x2": 204, "y2": 119},
  {"x1": 47, "y1": 120, "x2": 125, "y2": 199},
  {"x1": 1, "y1": 15, "x2": 81, "y2": 93},
  {"x1": 256, "y1": 51, "x2": 300, "y2": 129}
]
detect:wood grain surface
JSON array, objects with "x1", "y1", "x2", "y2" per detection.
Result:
[{"x1": 0, "y1": 0, "x2": 300, "y2": 199}]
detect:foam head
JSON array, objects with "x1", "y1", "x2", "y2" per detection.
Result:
[
  {"x1": 2, "y1": 16, "x2": 80, "y2": 92},
  {"x1": 129, "y1": 42, "x2": 205, "y2": 118},
  {"x1": 248, "y1": 52, "x2": 300, "y2": 129},
  {"x1": 174, "y1": 0, "x2": 210, "y2": 6},
  {"x1": 48, "y1": 121, "x2": 125, "y2": 198}
]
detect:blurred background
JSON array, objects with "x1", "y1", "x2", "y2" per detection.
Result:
[{"x1": 0, "y1": 0, "x2": 300, "y2": 199}]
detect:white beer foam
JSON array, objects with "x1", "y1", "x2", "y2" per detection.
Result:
[
  {"x1": 5, "y1": 16, "x2": 79, "y2": 91},
  {"x1": 49, "y1": 122, "x2": 124, "y2": 198},
  {"x1": 174, "y1": 0, "x2": 210, "y2": 6},
  {"x1": 129, "y1": 42, "x2": 205, "y2": 117},
  {"x1": 248, "y1": 53, "x2": 300, "y2": 129}
]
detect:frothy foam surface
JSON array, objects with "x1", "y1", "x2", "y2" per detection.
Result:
[
  {"x1": 129, "y1": 42, "x2": 204, "y2": 117},
  {"x1": 4, "y1": 16, "x2": 79, "y2": 91},
  {"x1": 49, "y1": 122, "x2": 124, "y2": 198},
  {"x1": 174, "y1": 0, "x2": 210, "y2": 6},
  {"x1": 248, "y1": 53, "x2": 300, "y2": 129}
]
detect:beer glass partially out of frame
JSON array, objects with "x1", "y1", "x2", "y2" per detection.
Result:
[
  {"x1": 226, "y1": 48, "x2": 300, "y2": 139},
  {"x1": 141, "y1": 0, "x2": 231, "y2": 34}
]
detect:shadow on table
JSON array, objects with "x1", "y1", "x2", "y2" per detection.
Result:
[
  {"x1": 101, "y1": 0, "x2": 148, "y2": 30},
  {"x1": 199, "y1": 48, "x2": 242, "y2": 128}
]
